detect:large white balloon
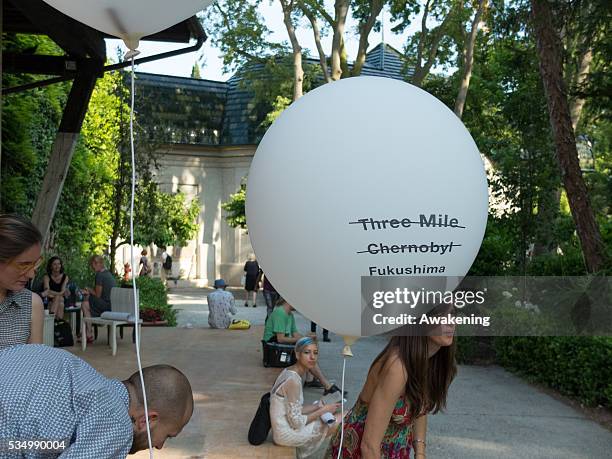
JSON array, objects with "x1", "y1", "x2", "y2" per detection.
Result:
[
  {"x1": 42, "y1": 0, "x2": 213, "y2": 50},
  {"x1": 246, "y1": 77, "x2": 488, "y2": 338}
]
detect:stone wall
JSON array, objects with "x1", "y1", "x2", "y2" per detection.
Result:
[{"x1": 115, "y1": 144, "x2": 256, "y2": 287}]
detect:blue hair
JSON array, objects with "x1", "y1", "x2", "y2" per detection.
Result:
[{"x1": 295, "y1": 336, "x2": 316, "y2": 353}]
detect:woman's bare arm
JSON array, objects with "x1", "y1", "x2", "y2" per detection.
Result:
[
  {"x1": 413, "y1": 414, "x2": 428, "y2": 457},
  {"x1": 28, "y1": 293, "x2": 44, "y2": 344}
]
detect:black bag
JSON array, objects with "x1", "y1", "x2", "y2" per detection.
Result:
[
  {"x1": 163, "y1": 255, "x2": 173, "y2": 270},
  {"x1": 261, "y1": 340, "x2": 297, "y2": 368},
  {"x1": 248, "y1": 392, "x2": 271, "y2": 445},
  {"x1": 54, "y1": 319, "x2": 74, "y2": 347}
]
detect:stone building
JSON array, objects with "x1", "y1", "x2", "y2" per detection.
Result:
[{"x1": 120, "y1": 44, "x2": 410, "y2": 285}]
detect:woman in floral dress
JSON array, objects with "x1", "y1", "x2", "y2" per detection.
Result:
[{"x1": 326, "y1": 306, "x2": 457, "y2": 458}]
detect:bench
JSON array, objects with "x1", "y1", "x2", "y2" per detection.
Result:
[{"x1": 81, "y1": 287, "x2": 142, "y2": 356}]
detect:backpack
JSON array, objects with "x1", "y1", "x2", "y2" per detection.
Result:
[
  {"x1": 247, "y1": 392, "x2": 271, "y2": 445},
  {"x1": 163, "y1": 254, "x2": 173, "y2": 270},
  {"x1": 54, "y1": 320, "x2": 74, "y2": 347}
]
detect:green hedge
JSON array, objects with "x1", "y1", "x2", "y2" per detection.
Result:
[
  {"x1": 494, "y1": 336, "x2": 612, "y2": 407},
  {"x1": 121, "y1": 276, "x2": 177, "y2": 326}
]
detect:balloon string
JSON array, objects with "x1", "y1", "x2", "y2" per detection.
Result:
[
  {"x1": 336, "y1": 356, "x2": 347, "y2": 459},
  {"x1": 128, "y1": 55, "x2": 154, "y2": 458}
]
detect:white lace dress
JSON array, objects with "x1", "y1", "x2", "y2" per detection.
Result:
[{"x1": 270, "y1": 369, "x2": 329, "y2": 458}]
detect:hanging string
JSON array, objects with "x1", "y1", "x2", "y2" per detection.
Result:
[
  {"x1": 129, "y1": 54, "x2": 154, "y2": 458},
  {"x1": 336, "y1": 356, "x2": 347, "y2": 459}
]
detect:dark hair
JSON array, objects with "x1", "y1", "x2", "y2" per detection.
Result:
[
  {"x1": 126, "y1": 365, "x2": 193, "y2": 427},
  {"x1": 46, "y1": 256, "x2": 64, "y2": 276},
  {"x1": 0, "y1": 214, "x2": 43, "y2": 263},
  {"x1": 275, "y1": 296, "x2": 287, "y2": 307},
  {"x1": 369, "y1": 333, "x2": 457, "y2": 418}
]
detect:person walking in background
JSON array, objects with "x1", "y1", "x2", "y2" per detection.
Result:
[
  {"x1": 262, "y1": 273, "x2": 280, "y2": 319},
  {"x1": 310, "y1": 321, "x2": 330, "y2": 342},
  {"x1": 325, "y1": 304, "x2": 458, "y2": 458},
  {"x1": 243, "y1": 253, "x2": 261, "y2": 307},
  {"x1": 0, "y1": 214, "x2": 44, "y2": 349},
  {"x1": 80, "y1": 255, "x2": 116, "y2": 343},
  {"x1": 139, "y1": 249, "x2": 151, "y2": 277},
  {"x1": 207, "y1": 279, "x2": 237, "y2": 329},
  {"x1": 160, "y1": 246, "x2": 177, "y2": 287},
  {"x1": 42, "y1": 256, "x2": 69, "y2": 320}
]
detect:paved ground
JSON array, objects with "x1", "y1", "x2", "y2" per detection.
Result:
[{"x1": 69, "y1": 288, "x2": 611, "y2": 458}]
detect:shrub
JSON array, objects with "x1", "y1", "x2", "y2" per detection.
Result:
[
  {"x1": 494, "y1": 336, "x2": 612, "y2": 407},
  {"x1": 121, "y1": 276, "x2": 177, "y2": 326},
  {"x1": 456, "y1": 336, "x2": 496, "y2": 364}
]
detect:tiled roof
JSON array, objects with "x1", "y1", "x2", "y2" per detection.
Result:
[{"x1": 134, "y1": 42, "x2": 411, "y2": 146}]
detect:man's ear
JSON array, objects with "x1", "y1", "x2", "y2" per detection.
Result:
[{"x1": 134, "y1": 411, "x2": 160, "y2": 432}]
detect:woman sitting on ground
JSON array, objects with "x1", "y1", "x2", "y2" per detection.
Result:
[
  {"x1": 42, "y1": 256, "x2": 69, "y2": 320},
  {"x1": 270, "y1": 336, "x2": 340, "y2": 458}
]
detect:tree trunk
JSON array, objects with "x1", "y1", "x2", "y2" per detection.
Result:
[
  {"x1": 331, "y1": 0, "x2": 349, "y2": 80},
  {"x1": 531, "y1": 0, "x2": 605, "y2": 272},
  {"x1": 352, "y1": 0, "x2": 384, "y2": 76},
  {"x1": 411, "y1": 0, "x2": 431, "y2": 87},
  {"x1": 410, "y1": 1, "x2": 455, "y2": 88},
  {"x1": 279, "y1": 0, "x2": 304, "y2": 100},
  {"x1": 569, "y1": 46, "x2": 592, "y2": 131},
  {"x1": 32, "y1": 69, "x2": 99, "y2": 243},
  {"x1": 301, "y1": 5, "x2": 331, "y2": 83},
  {"x1": 454, "y1": 0, "x2": 488, "y2": 118},
  {"x1": 533, "y1": 187, "x2": 561, "y2": 256}
]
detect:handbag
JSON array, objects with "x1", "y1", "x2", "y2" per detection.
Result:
[
  {"x1": 54, "y1": 319, "x2": 74, "y2": 347},
  {"x1": 228, "y1": 319, "x2": 251, "y2": 330},
  {"x1": 248, "y1": 392, "x2": 271, "y2": 445},
  {"x1": 240, "y1": 275, "x2": 246, "y2": 287}
]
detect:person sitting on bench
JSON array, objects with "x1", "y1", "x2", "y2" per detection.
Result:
[
  {"x1": 81, "y1": 255, "x2": 116, "y2": 343},
  {"x1": 263, "y1": 298, "x2": 343, "y2": 396}
]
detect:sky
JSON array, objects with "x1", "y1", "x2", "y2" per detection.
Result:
[{"x1": 105, "y1": 2, "x2": 418, "y2": 82}]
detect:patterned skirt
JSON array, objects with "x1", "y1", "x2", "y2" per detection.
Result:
[{"x1": 325, "y1": 397, "x2": 413, "y2": 458}]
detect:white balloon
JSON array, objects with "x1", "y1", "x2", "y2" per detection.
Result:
[
  {"x1": 41, "y1": 0, "x2": 213, "y2": 50},
  {"x1": 246, "y1": 77, "x2": 488, "y2": 338}
]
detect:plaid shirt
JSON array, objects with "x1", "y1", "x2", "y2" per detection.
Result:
[
  {"x1": 0, "y1": 289, "x2": 32, "y2": 350},
  {"x1": 0, "y1": 345, "x2": 132, "y2": 458}
]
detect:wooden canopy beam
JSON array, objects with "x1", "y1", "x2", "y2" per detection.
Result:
[
  {"x1": 31, "y1": 66, "x2": 100, "y2": 242},
  {"x1": 2, "y1": 53, "x2": 79, "y2": 76}
]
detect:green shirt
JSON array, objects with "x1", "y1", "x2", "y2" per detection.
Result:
[{"x1": 263, "y1": 306, "x2": 298, "y2": 342}]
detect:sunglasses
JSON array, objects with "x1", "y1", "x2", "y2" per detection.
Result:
[{"x1": 9, "y1": 255, "x2": 43, "y2": 274}]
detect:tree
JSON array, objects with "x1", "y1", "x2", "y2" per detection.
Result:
[
  {"x1": 454, "y1": 0, "x2": 489, "y2": 117},
  {"x1": 391, "y1": 0, "x2": 458, "y2": 87},
  {"x1": 133, "y1": 182, "x2": 200, "y2": 247},
  {"x1": 88, "y1": 71, "x2": 201, "y2": 269},
  {"x1": 221, "y1": 182, "x2": 247, "y2": 229},
  {"x1": 531, "y1": 0, "x2": 606, "y2": 272},
  {"x1": 279, "y1": 0, "x2": 305, "y2": 100},
  {"x1": 191, "y1": 63, "x2": 202, "y2": 79}
]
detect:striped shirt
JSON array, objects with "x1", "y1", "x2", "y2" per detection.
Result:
[
  {"x1": 0, "y1": 345, "x2": 133, "y2": 458},
  {"x1": 0, "y1": 289, "x2": 32, "y2": 350}
]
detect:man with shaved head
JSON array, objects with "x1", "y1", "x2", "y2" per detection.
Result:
[{"x1": 0, "y1": 345, "x2": 193, "y2": 458}]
